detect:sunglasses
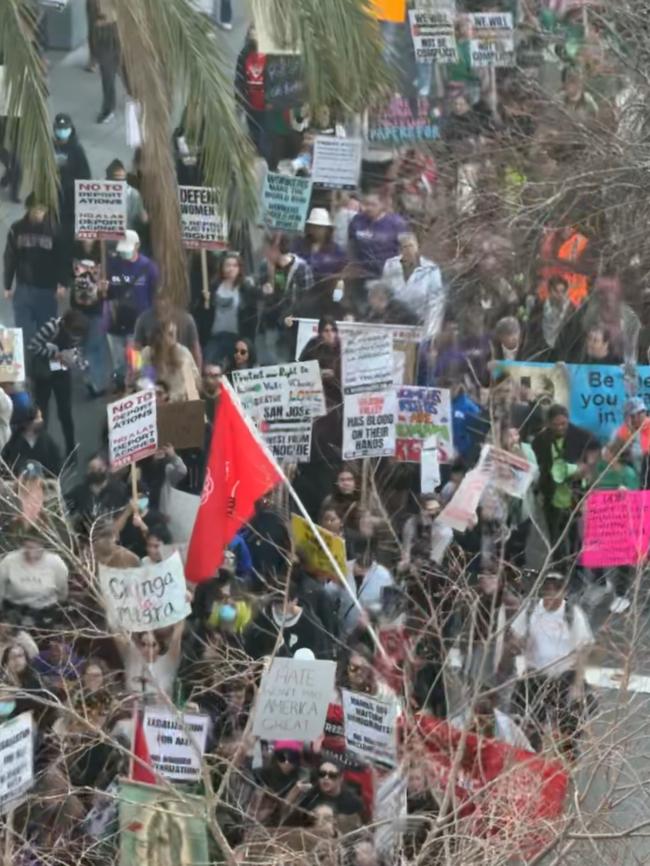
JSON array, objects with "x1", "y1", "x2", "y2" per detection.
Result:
[
  {"x1": 275, "y1": 750, "x2": 300, "y2": 764},
  {"x1": 234, "y1": 348, "x2": 249, "y2": 355},
  {"x1": 319, "y1": 769, "x2": 340, "y2": 780}
]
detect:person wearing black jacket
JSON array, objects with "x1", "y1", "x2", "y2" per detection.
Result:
[
  {"x1": 2, "y1": 403, "x2": 62, "y2": 477},
  {"x1": 53, "y1": 113, "x2": 92, "y2": 265},
  {"x1": 3, "y1": 195, "x2": 67, "y2": 345}
]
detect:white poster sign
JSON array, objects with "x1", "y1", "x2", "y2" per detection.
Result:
[
  {"x1": 468, "y1": 12, "x2": 515, "y2": 67},
  {"x1": 341, "y1": 689, "x2": 398, "y2": 767},
  {"x1": 178, "y1": 186, "x2": 228, "y2": 250},
  {"x1": 107, "y1": 389, "x2": 158, "y2": 470},
  {"x1": 0, "y1": 712, "x2": 33, "y2": 814},
  {"x1": 75, "y1": 180, "x2": 127, "y2": 240},
  {"x1": 409, "y1": 9, "x2": 458, "y2": 63},
  {"x1": 311, "y1": 137, "x2": 362, "y2": 190},
  {"x1": 233, "y1": 361, "x2": 326, "y2": 422},
  {"x1": 341, "y1": 328, "x2": 394, "y2": 394},
  {"x1": 0, "y1": 328, "x2": 25, "y2": 383},
  {"x1": 343, "y1": 391, "x2": 397, "y2": 460},
  {"x1": 99, "y1": 551, "x2": 191, "y2": 632},
  {"x1": 143, "y1": 708, "x2": 209, "y2": 782},
  {"x1": 166, "y1": 488, "x2": 200, "y2": 543},
  {"x1": 263, "y1": 421, "x2": 313, "y2": 463},
  {"x1": 295, "y1": 319, "x2": 423, "y2": 360},
  {"x1": 477, "y1": 445, "x2": 535, "y2": 499},
  {"x1": 438, "y1": 467, "x2": 490, "y2": 531},
  {"x1": 253, "y1": 657, "x2": 336, "y2": 741}
]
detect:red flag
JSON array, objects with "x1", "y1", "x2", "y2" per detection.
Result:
[
  {"x1": 185, "y1": 380, "x2": 282, "y2": 583},
  {"x1": 131, "y1": 713, "x2": 156, "y2": 785}
]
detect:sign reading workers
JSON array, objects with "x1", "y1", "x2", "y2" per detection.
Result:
[
  {"x1": 343, "y1": 391, "x2": 397, "y2": 460},
  {"x1": 178, "y1": 185, "x2": 228, "y2": 250},
  {"x1": 0, "y1": 712, "x2": 33, "y2": 814},
  {"x1": 99, "y1": 551, "x2": 191, "y2": 632},
  {"x1": 143, "y1": 708, "x2": 209, "y2": 782},
  {"x1": 107, "y1": 389, "x2": 158, "y2": 470},
  {"x1": 252, "y1": 657, "x2": 336, "y2": 741},
  {"x1": 311, "y1": 137, "x2": 363, "y2": 190},
  {"x1": 75, "y1": 180, "x2": 127, "y2": 240},
  {"x1": 341, "y1": 689, "x2": 398, "y2": 767},
  {"x1": 261, "y1": 172, "x2": 313, "y2": 233},
  {"x1": 468, "y1": 12, "x2": 515, "y2": 67}
]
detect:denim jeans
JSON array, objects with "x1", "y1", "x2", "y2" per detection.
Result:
[
  {"x1": 13, "y1": 284, "x2": 58, "y2": 346},
  {"x1": 205, "y1": 332, "x2": 237, "y2": 366},
  {"x1": 82, "y1": 312, "x2": 109, "y2": 392}
]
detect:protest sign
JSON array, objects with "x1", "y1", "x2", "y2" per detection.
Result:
[
  {"x1": 166, "y1": 488, "x2": 200, "y2": 543},
  {"x1": 253, "y1": 657, "x2": 336, "y2": 741},
  {"x1": 374, "y1": 769, "x2": 408, "y2": 856},
  {"x1": 408, "y1": 9, "x2": 458, "y2": 63},
  {"x1": 157, "y1": 400, "x2": 205, "y2": 450},
  {"x1": 0, "y1": 712, "x2": 33, "y2": 814},
  {"x1": 343, "y1": 391, "x2": 397, "y2": 460},
  {"x1": 478, "y1": 445, "x2": 535, "y2": 499},
  {"x1": 107, "y1": 389, "x2": 157, "y2": 469},
  {"x1": 395, "y1": 386, "x2": 453, "y2": 463},
  {"x1": 311, "y1": 137, "x2": 363, "y2": 190},
  {"x1": 261, "y1": 172, "x2": 313, "y2": 232},
  {"x1": 178, "y1": 186, "x2": 228, "y2": 250},
  {"x1": 341, "y1": 688, "x2": 398, "y2": 767},
  {"x1": 291, "y1": 513, "x2": 347, "y2": 578},
  {"x1": 341, "y1": 328, "x2": 394, "y2": 394},
  {"x1": 438, "y1": 467, "x2": 489, "y2": 531},
  {"x1": 74, "y1": 180, "x2": 127, "y2": 240},
  {"x1": 264, "y1": 55, "x2": 306, "y2": 109},
  {"x1": 119, "y1": 781, "x2": 209, "y2": 866},
  {"x1": 421, "y1": 435, "x2": 440, "y2": 493},
  {"x1": 99, "y1": 550, "x2": 191, "y2": 632},
  {"x1": 263, "y1": 421, "x2": 312, "y2": 463},
  {"x1": 580, "y1": 490, "x2": 650, "y2": 568},
  {"x1": 468, "y1": 12, "x2": 515, "y2": 67},
  {"x1": 0, "y1": 328, "x2": 24, "y2": 382},
  {"x1": 296, "y1": 318, "x2": 422, "y2": 355},
  {"x1": 233, "y1": 361, "x2": 326, "y2": 422},
  {"x1": 368, "y1": 94, "x2": 440, "y2": 145},
  {"x1": 143, "y1": 708, "x2": 209, "y2": 782}
]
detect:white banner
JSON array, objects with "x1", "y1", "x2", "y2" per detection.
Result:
[
  {"x1": 143, "y1": 708, "x2": 209, "y2": 782},
  {"x1": 0, "y1": 712, "x2": 33, "y2": 814},
  {"x1": 468, "y1": 12, "x2": 515, "y2": 67},
  {"x1": 477, "y1": 444, "x2": 535, "y2": 499},
  {"x1": 341, "y1": 689, "x2": 398, "y2": 767},
  {"x1": 295, "y1": 318, "x2": 423, "y2": 359},
  {"x1": 107, "y1": 389, "x2": 158, "y2": 469},
  {"x1": 253, "y1": 657, "x2": 336, "y2": 742},
  {"x1": 311, "y1": 137, "x2": 362, "y2": 190},
  {"x1": 99, "y1": 551, "x2": 191, "y2": 632},
  {"x1": 75, "y1": 180, "x2": 127, "y2": 241},
  {"x1": 343, "y1": 391, "x2": 397, "y2": 460},
  {"x1": 233, "y1": 361, "x2": 326, "y2": 422},
  {"x1": 409, "y1": 9, "x2": 458, "y2": 63},
  {"x1": 341, "y1": 328, "x2": 394, "y2": 395},
  {"x1": 179, "y1": 186, "x2": 228, "y2": 250}
]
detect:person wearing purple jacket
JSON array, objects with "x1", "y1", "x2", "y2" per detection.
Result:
[
  {"x1": 292, "y1": 208, "x2": 348, "y2": 288},
  {"x1": 105, "y1": 229, "x2": 159, "y2": 385},
  {"x1": 348, "y1": 192, "x2": 408, "y2": 279}
]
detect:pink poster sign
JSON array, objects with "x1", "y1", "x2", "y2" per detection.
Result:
[{"x1": 580, "y1": 490, "x2": 650, "y2": 568}]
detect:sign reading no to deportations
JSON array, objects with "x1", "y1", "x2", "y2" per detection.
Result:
[
  {"x1": 75, "y1": 180, "x2": 127, "y2": 240},
  {"x1": 107, "y1": 389, "x2": 158, "y2": 470},
  {"x1": 178, "y1": 185, "x2": 228, "y2": 250}
]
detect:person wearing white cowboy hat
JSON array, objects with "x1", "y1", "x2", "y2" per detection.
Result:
[{"x1": 292, "y1": 207, "x2": 347, "y2": 290}]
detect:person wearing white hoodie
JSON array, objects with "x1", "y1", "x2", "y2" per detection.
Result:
[{"x1": 326, "y1": 552, "x2": 394, "y2": 637}]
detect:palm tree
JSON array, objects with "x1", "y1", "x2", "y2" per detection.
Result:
[{"x1": 0, "y1": 0, "x2": 390, "y2": 305}]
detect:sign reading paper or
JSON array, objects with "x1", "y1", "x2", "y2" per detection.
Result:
[
  {"x1": 396, "y1": 386, "x2": 452, "y2": 463},
  {"x1": 0, "y1": 712, "x2": 33, "y2": 814},
  {"x1": 291, "y1": 513, "x2": 347, "y2": 579},
  {"x1": 478, "y1": 445, "x2": 535, "y2": 499},
  {"x1": 253, "y1": 657, "x2": 336, "y2": 741},
  {"x1": 99, "y1": 551, "x2": 191, "y2": 632},
  {"x1": 341, "y1": 689, "x2": 398, "y2": 767},
  {"x1": 311, "y1": 137, "x2": 362, "y2": 190},
  {"x1": 0, "y1": 328, "x2": 25, "y2": 382},
  {"x1": 263, "y1": 421, "x2": 312, "y2": 463},
  {"x1": 233, "y1": 361, "x2": 326, "y2": 422},
  {"x1": 179, "y1": 186, "x2": 228, "y2": 250},
  {"x1": 143, "y1": 708, "x2": 209, "y2": 782},
  {"x1": 408, "y1": 9, "x2": 458, "y2": 63},
  {"x1": 343, "y1": 391, "x2": 397, "y2": 460},
  {"x1": 261, "y1": 172, "x2": 313, "y2": 232},
  {"x1": 107, "y1": 389, "x2": 158, "y2": 469},
  {"x1": 580, "y1": 490, "x2": 650, "y2": 568},
  {"x1": 368, "y1": 94, "x2": 440, "y2": 145},
  {"x1": 342, "y1": 328, "x2": 394, "y2": 394},
  {"x1": 468, "y1": 12, "x2": 515, "y2": 67},
  {"x1": 75, "y1": 180, "x2": 127, "y2": 240}
]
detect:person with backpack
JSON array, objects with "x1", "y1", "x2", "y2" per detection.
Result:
[{"x1": 508, "y1": 572, "x2": 594, "y2": 759}]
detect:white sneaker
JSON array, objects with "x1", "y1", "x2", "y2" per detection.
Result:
[{"x1": 609, "y1": 596, "x2": 631, "y2": 614}]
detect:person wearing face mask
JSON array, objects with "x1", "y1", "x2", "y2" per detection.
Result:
[
  {"x1": 2, "y1": 403, "x2": 62, "y2": 477},
  {"x1": 66, "y1": 453, "x2": 129, "y2": 532},
  {"x1": 70, "y1": 240, "x2": 109, "y2": 396},
  {"x1": 52, "y1": 113, "x2": 91, "y2": 263},
  {"x1": 291, "y1": 209, "x2": 348, "y2": 308}
]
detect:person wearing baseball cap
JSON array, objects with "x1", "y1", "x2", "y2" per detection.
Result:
[{"x1": 610, "y1": 396, "x2": 650, "y2": 485}]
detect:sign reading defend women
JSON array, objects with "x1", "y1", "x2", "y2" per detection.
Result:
[
  {"x1": 99, "y1": 550, "x2": 191, "y2": 632},
  {"x1": 178, "y1": 186, "x2": 228, "y2": 249},
  {"x1": 107, "y1": 389, "x2": 158, "y2": 469},
  {"x1": 75, "y1": 180, "x2": 127, "y2": 240}
]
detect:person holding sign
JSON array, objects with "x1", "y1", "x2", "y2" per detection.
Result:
[{"x1": 140, "y1": 320, "x2": 200, "y2": 402}]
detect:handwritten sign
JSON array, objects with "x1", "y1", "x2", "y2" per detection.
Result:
[
  {"x1": 99, "y1": 550, "x2": 191, "y2": 632},
  {"x1": 252, "y1": 657, "x2": 336, "y2": 741},
  {"x1": 143, "y1": 708, "x2": 209, "y2": 782},
  {"x1": 396, "y1": 386, "x2": 452, "y2": 463},
  {"x1": 478, "y1": 445, "x2": 535, "y2": 499},
  {"x1": 341, "y1": 328, "x2": 394, "y2": 394},
  {"x1": 107, "y1": 389, "x2": 158, "y2": 469},
  {"x1": 343, "y1": 391, "x2": 397, "y2": 460},
  {"x1": 291, "y1": 513, "x2": 347, "y2": 578},
  {"x1": 233, "y1": 361, "x2": 325, "y2": 422},
  {"x1": 0, "y1": 328, "x2": 24, "y2": 382},
  {"x1": 580, "y1": 490, "x2": 650, "y2": 568},
  {"x1": 468, "y1": 12, "x2": 515, "y2": 67},
  {"x1": 408, "y1": 9, "x2": 458, "y2": 63},
  {"x1": 341, "y1": 689, "x2": 398, "y2": 767},
  {"x1": 178, "y1": 186, "x2": 228, "y2": 250},
  {"x1": 264, "y1": 55, "x2": 306, "y2": 109},
  {"x1": 0, "y1": 712, "x2": 33, "y2": 814},
  {"x1": 261, "y1": 172, "x2": 313, "y2": 233},
  {"x1": 368, "y1": 94, "x2": 440, "y2": 145},
  {"x1": 311, "y1": 137, "x2": 362, "y2": 190},
  {"x1": 75, "y1": 180, "x2": 127, "y2": 240}
]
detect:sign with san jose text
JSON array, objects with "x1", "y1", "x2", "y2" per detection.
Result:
[
  {"x1": 178, "y1": 186, "x2": 228, "y2": 250},
  {"x1": 232, "y1": 361, "x2": 325, "y2": 423},
  {"x1": 107, "y1": 389, "x2": 158, "y2": 469},
  {"x1": 263, "y1": 421, "x2": 313, "y2": 463},
  {"x1": 75, "y1": 180, "x2": 127, "y2": 240},
  {"x1": 143, "y1": 708, "x2": 209, "y2": 782},
  {"x1": 261, "y1": 172, "x2": 313, "y2": 233}
]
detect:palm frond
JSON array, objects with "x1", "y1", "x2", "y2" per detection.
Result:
[{"x1": 0, "y1": 0, "x2": 59, "y2": 211}]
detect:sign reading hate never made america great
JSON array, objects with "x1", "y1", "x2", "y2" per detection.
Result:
[
  {"x1": 75, "y1": 180, "x2": 127, "y2": 240},
  {"x1": 178, "y1": 185, "x2": 228, "y2": 249}
]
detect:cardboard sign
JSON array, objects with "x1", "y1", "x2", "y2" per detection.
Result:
[
  {"x1": 438, "y1": 467, "x2": 489, "y2": 532},
  {"x1": 343, "y1": 391, "x2": 397, "y2": 460},
  {"x1": 233, "y1": 361, "x2": 326, "y2": 423},
  {"x1": 264, "y1": 55, "x2": 306, "y2": 109},
  {"x1": 143, "y1": 708, "x2": 209, "y2": 782},
  {"x1": 478, "y1": 445, "x2": 535, "y2": 499},
  {"x1": 0, "y1": 328, "x2": 25, "y2": 382},
  {"x1": 341, "y1": 328, "x2": 394, "y2": 395},
  {"x1": 178, "y1": 186, "x2": 228, "y2": 250},
  {"x1": 166, "y1": 488, "x2": 200, "y2": 543},
  {"x1": 74, "y1": 180, "x2": 127, "y2": 240},
  {"x1": 156, "y1": 400, "x2": 205, "y2": 450},
  {"x1": 261, "y1": 172, "x2": 313, "y2": 233},
  {"x1": 311, "y1": 137, "x2": 363, "y2": 190},
  {"x1": 408, "y1": 9, "x2": 458, "y2": 63},
  {"x1": 468, "y1": 12, "x2": 515, "y2": 67},
  {"x1": 291, "y1": 513, "x2": 347, "y2": 578},
  {"x1": 396, "y1": 386, "x2": 453, "y2": 463},
  {"x1": 368, "y1": 94, "x2": 440, "y2": 145},
  {"x1": 580, "y1": 490, "x2": 650, "y2": 568},
  {"x1": 107, "y1": 389, "x2": 158, "y2": 469},
  {"x1": 263, "y1": 421, "x2": 312, "y2": 463},
  {"x1": 99, "y1": 550, "x2": 191, "y2": 632},
  {"x1": 253, "y1": 657, "x2": 336, "y2": 741},
  {"x1": 0, "y1": 712, "x2": 33, "y2": 814},
  {"x1": 341, "y1": 689, "x2": 398, "y2": 767}
]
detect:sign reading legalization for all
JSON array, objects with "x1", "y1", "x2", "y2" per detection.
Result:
[
  {"x1": 107, "y1": 389, "x2": 158, "y2": 470},
  {"x1": 261, "y1": 172, "x2": 313, "y2": 233},
  {"x1": 341, "y1": 689, "x2": 398, "y2": 767},
  {"x1": 467, "y1": 12, "x2": 515, "y2": 67},
  {"x1": 99, "y1": 550, "x2": 191, "y2": 632},
  {"x1": 311, "y1": 137, "x2": 363, "y2": 190},
  {"x1": 408, "y1": 8, "x2": 458, "y2": 63},
  {"x1": 253, "y1": 657, "x2": 336, "y2": 741},
  {"x1": 0, "y1": 712, "x2": 33, "y2": 814},
  {"x1": 75, "y1": 180, "x2": 127, "y2": 240},
  {"x1": 142, "y1": 707, "x2": 209, "y2": 782},
  {"x1": 178, "y1": 185, "x2": 228, "y2": 250}
]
